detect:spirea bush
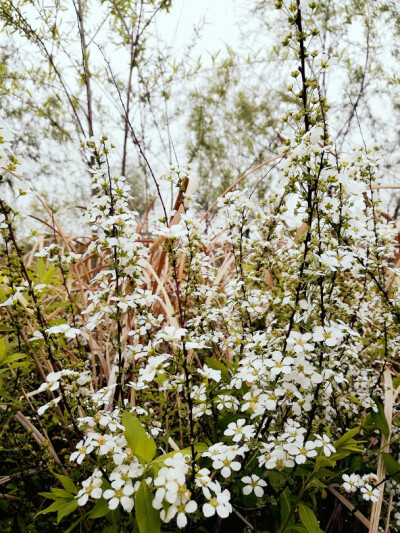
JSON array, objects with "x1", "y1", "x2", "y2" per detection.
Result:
[{"x1": 1, "y1": 2, "x2": 400, "y2": 532}]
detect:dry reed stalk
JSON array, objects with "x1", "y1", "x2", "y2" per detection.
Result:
[
  {"x1": 328, "y1": 484, "x2": 370, "y2": 528},
  {"x1": 205, "y1": 257, "x2": 235, "y2": 304},
  {"x1": 0, "y1": 494, "x2": 22, "y2": 501},
  {"x1": 368, "y1": 368, "x2": 394, "y2": 533},
  {"x1": 14, "y1": 411, "x2": 67, "y2": 472},
  {"x1": 145, "y1": 263, "x2": 179, "y2": 326},
  {"x1": 371, "y1": 185, "x2": 400, "y2": 190},
  {"x1": 384, "y1": 494, "x2": 393, "y2": 533},
  {"x1": 149, "y1": 178, "x2": 190, "y2": 297}
]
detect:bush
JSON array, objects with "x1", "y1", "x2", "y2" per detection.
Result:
[{"x1": 1, "y1": 2, "x2": 400, "y2": 532}]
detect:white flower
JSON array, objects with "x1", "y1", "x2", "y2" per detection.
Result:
[
  {"x1": 91, "y1": 432, "x2": 114, "y2": 455},
  {"x1": 203, "y1": 488, "x2": 232, "y2": 519},
  {"x1": 197, "y1": 364, "x2": 221, "y2": 382},
  {"x1": 37, "y1": 396, "x2": 61, "y2": 416},
  {"x1": 70, "y1": 440, "x2": 95, "y2": 464},
  {"x1": 213, "y1": 449, "x2": 242, "y2": 478},
  {"x1": 291, "y1": 441, "x2": 318, "y2": 464},
  {"x1": 30, "y1": 330, "x2": 44, "y2": 342},
  {"x1": 308, "y1": 125, "x2": 324, "y2": 145},
  {"x1": 313, "y1": 325, "x2": 343, "y2": 347},
  {"x1": 313, "y1": 434, "x2": 335, "y2": 457},
  {"x1": 103, "y1": 484, "x2": 135, "y2": 511},
  {"x1": 224, "y1": 419, "x2": 254, "y2": 443},
  {"x1": 265, "y1": 351, "x2": 294, "y2": 377},
  {"x1": 176, "y1": 500, "x2": 197, "y2": 528},
  {"x1": 77, "y1": 470, "x2": 103, "y2": 506},
  {"x1": 215, "y1": 395, "x2": 238, "y2": 410},
  {"x1": 319, "y1": 251, "x2": 340, "y2": 270},
  {"x1": 242, "y1": 475, "x2": 267, "y2": 497},
  {"x1": 46, "y1": 323, "x2": 81, "y2": 339},
  {"x1": 342, "y1": 473, "x2": 360, "y2": 493},
  {"x1": 287, "y1": 332, "x2": 314, "y2": 353},
  {"x1": 161, "y1": 499, "x2": 197, "y2": 528},
  {"x1": 159, "y1": 326, "x2": 187, "y2": 342},
  {"x1": 195, "y1": 468, "x2": 212, "y2": 495},
  {"x1": 360, "y1": 484, "x2": 379, "y2": 502}
]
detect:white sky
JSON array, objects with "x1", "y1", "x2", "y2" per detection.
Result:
[{"x1": 156, "y1": 0, "x2": 241, "y2": 60}]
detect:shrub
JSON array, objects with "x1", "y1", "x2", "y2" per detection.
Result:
[{"x1": 0, "y1": 2, "x2": 400, "y2": 532}]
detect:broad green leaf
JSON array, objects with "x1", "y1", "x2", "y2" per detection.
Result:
[
  {"x1": 36, "y1": 257, "x2": 47, "y2": 282},
  {"x1": 371, "y1": 401, "x2": 389, "y2": 438},
  {"x1": 334, "y1": 427, "x2": 360, "y2": 449},
  {"x1": 122, "y1": 411, "x2": 157, "y2": 464},
  {"x1": 286, "y1": 526, "x2": 308, "y2": 533},
  {"x1": 36, "y1": 499, "x2": 66, "y2": 516},
  {"x1": 135, "y1": 481, "x2": 160, "y2": 533},
  {"x1": 89, "y1": 497, "x2": 110, "y2": 518},
  {"x1": 123, "y1": 411, "x2": 148, "y2": 451},
  {"x1": 0, "y1": 337, "x2": 5, "y2": 358},
  {"x1": 298, "y1": 503, "x2": 323, "y2": 533},
  {"x1": 49, "y1": 488, "x2": 74, "y2": 499},
  {"x1": 268, "y1": 471, "x2": 287, "y2": 491},
  {"x1": 43, "y1": 266, "x2": 57, "y2": 285},
  {"x1": 329, "y1": 450, "x2": 352, "y2": 462},
  {"x1": 39, "y1": 491, "x2": 58, "y2": 500},
  {"x1": 53, "y1": 472, "x2": 78, "y2": 495},
  {"x1": 307, "y1": 478, "x2": 327, "y2": 491},
  {"x1": 136, "y1": 437, "x2": 157, "y2": 464},
  {"x1": 382, "y1": 453, "x2": 400, "y2": 482},
  {"x1": 315, "y1": 456, "x2": 336, "y2": 469},
  {"x1": 0, "y1": 353, "x2": 27, "y2": 364},
  {"x1": 280, "y1": 488, "x2": 294, "y2": 526},
  {"x1": 57, "y1": 498, "x2": 78, "y2": 523},
  {"x1": 314, "y1": 467, "x2": 335, "y2": 480}
]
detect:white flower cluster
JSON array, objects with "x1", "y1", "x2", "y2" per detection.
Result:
[
  {"x1": 341, "y1": 473, "x2": 380, "y2": 502},
  {"x1": 29, "y1": 122, "x2": 400, "y2": 531}
]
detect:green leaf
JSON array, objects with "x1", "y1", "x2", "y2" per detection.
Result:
[
  {"x1": 205, "y1": 357, "x2": 230, "y2": 382},
  {"x1": 0, "y1": 337, "x2": 5, "y2": 358},
  {"x1": 382, "y1": 453, "x2": 400, "y2": 482},
  {"x1": 36, "y1": 500, "x2": 64, "y2": 516},
  {"x1": 298, "y1": 504, "x2": 323, "y2": 533},
  {"x1": 371, "y1": 401, "x2": 389, "y2": 438},
  {"x1": 36, "y1": 257, "x2": 47, "y2": 282},
  {"x1": 49, "y1": 488, "x2": 74, "y2": 499},
  {"x1": 53, "y1": 472, "x2": 78, "y2": 495},
  {"x1": 136, "y1": 437, "x2": 157, "y2": 464},
  {"x1": 39, "y1": 491, "x2": 58, "y2": 500},
  {"x1": 123, "y1": 411, "x2": 148, "y2": 446},
  {"x1": 135, "y1": 481, "x2": 160, "y2": 533},
  {"x1": 268, "y1": 471, "x2": 286, "y2": 491},
  {"x1": 122, "y1": 411, "x2": 157, "y2": 464},
  {"x1": 43, "y1": 266, "x2": 57, "y2": 285},
  {"x1": 334, "y1": 427, "x2": 360, "y2": 449},
  {"x1": 123, "y1": 411, "x2": 148, "y2": 449},
  {"x1": 56, "y1": 498, "x2": 78, "y2": 523},
  {"x1": 280, "y1": 488, "x2": 294, "y2": 526},
  {"x1": 315, "y1": 456, "x2": 336, "y2": 469},
  {"x1": 307, "y1": 478, "x2": 327, "y2": 491},
  {"x1": 286, "y1": 526, "x2": 308, "y2": 533},
  {"x1": 89, "y1": 497, "x2": 110, "y2": 518}
]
